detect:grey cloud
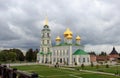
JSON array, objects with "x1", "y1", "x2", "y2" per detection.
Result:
[{"x1": 0, "y1": 0, "x2": 120, "y2": 51}]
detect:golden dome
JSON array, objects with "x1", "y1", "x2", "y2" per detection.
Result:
[
  {"x1": 55, "y1": 36, "x2": 61, "y2": 41},
  {"x1": 66, "y1": 34, "x2": 72, "y2": 39},
  {"x1": 76, "y1": 36, "x2": 81, "y2": 40},
  {"x1": 64, "y1": 28, "x2": 73, "y2": 37}
]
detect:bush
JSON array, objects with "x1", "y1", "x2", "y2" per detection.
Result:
[
  {"x1": 81, "y1": 64, "x2": 85, "y2": 69},
  {"x1": 96, "y1": 64, "x2": 99, "y2": 69},
  {"x1": 75, "y1": 62, "x2": 77, "y2": 65},
  {"x1": 106, "y1": 64, "x2": 109, "y2": 68}
]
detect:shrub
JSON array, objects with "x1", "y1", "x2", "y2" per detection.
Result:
[
  {"x1": 81, "y1": 64, "x2": 85, "y2": 69},
  {"x1": 106, "y1": 64, "x2": 109, "y2": 68},
  {"x1": 91, "y1": 62, "x2": 94, "y2": 67},
  {"x1": 75, "y1": 62, "x2": 77, "y2": 65}
]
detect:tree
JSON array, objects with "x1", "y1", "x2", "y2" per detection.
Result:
[
  {"x1": 99, "y1": 52, "x2": 107, "y2": 56},
  {"x1": 0, "y1": 50, "x2": 16, "y2": 62},
  {"x1": 88, "y1": 52, "x2": 96, "y2": 55},
  {"x1": 33, "y1": 49, "x2": 39, "y2": 62},
  {"x1": 8, "y1": 52, "x2": 16, "y2": 62},
  {"x1": 25, "y1": 48, "x2": 34, "y2": 62},
  {"x1": 9, "y1": 49, "x2": 25, "y2": 61}
]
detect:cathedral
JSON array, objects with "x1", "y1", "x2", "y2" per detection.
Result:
[{"x1": 37, "y1": 17, "x2": 90, "y2": 66}]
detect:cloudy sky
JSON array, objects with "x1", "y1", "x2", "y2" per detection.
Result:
[{"x1": 0, "y1": 0, "x2": 120, "y2": 53}]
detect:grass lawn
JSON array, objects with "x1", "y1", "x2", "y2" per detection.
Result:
[
  {"x1": 11, "y1": 65, "x2": 120, "y2": 78},
  {"x1": 72, "y1": 65, "x2": 120, "y2": 74}
]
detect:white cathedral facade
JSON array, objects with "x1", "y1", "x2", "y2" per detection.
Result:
[{"x1": 37, "y1": 17, "x2": 90, "y2": 66}]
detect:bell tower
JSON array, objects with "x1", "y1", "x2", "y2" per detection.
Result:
[{"x1": 37, "y1": 16, "x2": 52, "y2": 63}]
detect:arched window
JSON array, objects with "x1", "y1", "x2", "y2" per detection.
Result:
[
  {"x1": 87, "y1": 58, "x2": 89, "y2": 62},
  {"x1": 83, "y1": 58, "x2": 85, "y2": 62},
  {"x1": 79, "y1": 58, "x2": 81, "y2": 62}
]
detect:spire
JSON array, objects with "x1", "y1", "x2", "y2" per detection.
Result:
[
  {"x1": 44, "y1": 16, "x2": 48, "y2": 25},
  {"x1": 110, "y1": 47, "x2": 118, "y2": 55}
]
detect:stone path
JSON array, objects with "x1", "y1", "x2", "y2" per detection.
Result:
[{"x1": 60, "y1": 67, "x2": 119, "y2": 77}]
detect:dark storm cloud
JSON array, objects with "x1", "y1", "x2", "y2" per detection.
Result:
[{"x1": 0, "y1": 0, "x2": 120, "y2": 51}]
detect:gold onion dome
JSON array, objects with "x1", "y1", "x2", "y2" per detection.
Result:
[
  {"x1": 76, "y1": 36, "x2": 81, "y2": 40},
  {"x1": 56, "y1": 36, "x2": 61, "y2": 41},
  {"x1": 66, "y1": 34, "x2": 72, "y2": 39},
  {"x1": 64, "y1": 28, "x2": 73, "y2": 37}
]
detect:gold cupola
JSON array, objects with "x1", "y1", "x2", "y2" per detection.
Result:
[
  {"x1": 55, "y1": 36, "x2": 61, "y2": 41},
  {"x1": 76, "y1": 36, "x2": 81, "y2": 40},
  {"x1": 64, "y1": 28, "x2": 73, "y2": 37},
  {"x1": 66, "y1": 34, "x2": 72, "y2": 39}
]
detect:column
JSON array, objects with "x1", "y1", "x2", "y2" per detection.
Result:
[{"x1": 69, "y1": 46, "x2": 72, "y2": 65}]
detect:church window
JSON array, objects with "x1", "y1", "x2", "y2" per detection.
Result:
[
  {"x1": 67, "y1": 58, "x2": 69, "y2": 63},
  {"x1": 48, "y1": 48, "x2": 50, "y2": 52},
  {"x1": 79, "y1": 58, "x2": 81, "y2": 62},
  {"x1": 63, "y1": 50, "x2": 64, "y2": 55},
  {"x1": 47, "y1": 33, "x2": 49, "y2": 37},
  {"x1": 87, "y1": 58, "x2": 89, "y2": 62},
  {"x1": 67, "y1": 50, "x2": 69, "y2": 55},
  {"x1": 54, "y1": 58, "x2": 56, "y2": 62},
  {"x1": 47, "y1": 40, "x2": 49, "y2": 44},
  {"x1": 42, "y1": 48, "x2": 44, "y2": 52},
  {"x1": 83, "y1": 58, "x2": 85, "y2": 62},
  {"x1": 74, "y1": 58, "x2": 76, "y2": 62},
  {"x1": 63, "y1": 58, "x2": 65, "y2": 62},
  {"x1": 42, "y1": 40, "x2": 44, "y2": 44},
  {"x1": 57, "y1": 50, "x2": 58, "y2": 56},
  {"x1": 60, "y1": 51, "x2": 62, "y2": 56}
]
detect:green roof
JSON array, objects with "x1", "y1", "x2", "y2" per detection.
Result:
[
  {"x1": 55, "y1": 43, "x2": 82, "y2": 46},
  {"x1": 73, "y1": 49, "x2": 88, "y2": 55},
  {"x1": 40, "y1": 52, "x2": 44, "y2": 55},
  {"x1": 40, "y1": 52, "x2": 52, "y2": 55},
  {"x1": 47, "y1": 52, "x2": 52, "y2": 55}
]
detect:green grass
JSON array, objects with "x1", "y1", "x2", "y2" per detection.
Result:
[
  {"x1": 72, "y1": 65, "x2": 120, "y2": 74},
  {"x1": 11, "y1": 65, "x2": 120, "y2": 78}
]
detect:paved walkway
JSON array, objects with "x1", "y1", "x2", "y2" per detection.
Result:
[{"x1": 60, "y1": 67, "x2": 120, "y2": 77}]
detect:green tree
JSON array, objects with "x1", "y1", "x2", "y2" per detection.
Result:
[
  {"x1": 9, "y1": 49, "x2": 25, "y2": 61},
  {"x1": 33, "y1": 49, "x2": 39, "y2": 61},
  {"x1": 25, "y1": 48, "x2": 34, "y2": 62},
  {"x1": 8, "y1": 52, "x2": 16, "y2": 62},
  {"x1": 0, "y1": 50, "x2": 16, "y2": 62},
  {"x1": 0, "y1": 50, "x2": 10, "y2": 62},
  {"x1": 99, "y1": 52, "x2": 107, "y2": 56}
]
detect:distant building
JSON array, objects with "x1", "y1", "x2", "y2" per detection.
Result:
[
  {"x1": 96, "y1": 55, "x2": 109, "y2": 63},
  {"x1": 88, "y1": 52, "x2": 97, "y2": 63},
  {"x1": 37, "y1": 17, "x2": 90, "y2": 66},
  {"x1": 109, "y1": 47, "x2": 119, "y2": 61}
]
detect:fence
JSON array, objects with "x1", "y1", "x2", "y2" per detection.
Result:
[{"x1": 0, "y1": 64, "x2": 38, "y2": 78}]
